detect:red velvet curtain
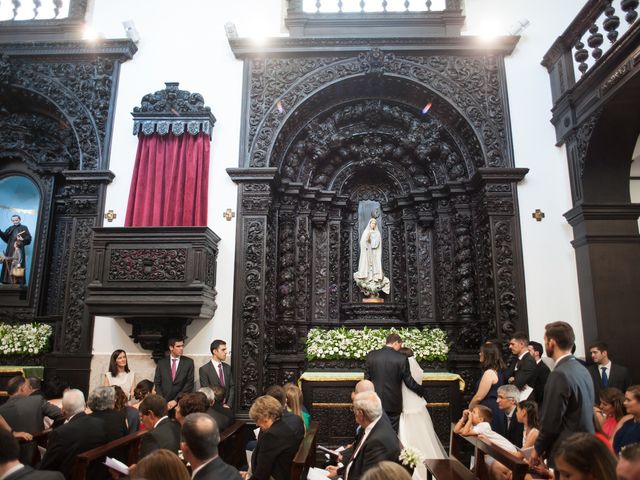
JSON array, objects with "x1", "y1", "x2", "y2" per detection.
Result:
[{"x1": 125, "y1": 132, "x2": 210, "y2": 226}]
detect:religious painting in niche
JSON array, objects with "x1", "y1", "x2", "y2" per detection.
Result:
[
  {"x1": 0, "y1": 175, "x2": 39, "y2": 286},
  {"x1": 354, "y1": 200, "x2": 390, "y2": 299}
]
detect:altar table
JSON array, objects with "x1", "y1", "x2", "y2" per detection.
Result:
[{"x1": 299, "y1": 371, "x2": 464, "y2": 446}]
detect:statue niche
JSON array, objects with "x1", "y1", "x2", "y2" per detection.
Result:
[{"x1": 353, "y1": 203, "x2": 390, "y2": 300}]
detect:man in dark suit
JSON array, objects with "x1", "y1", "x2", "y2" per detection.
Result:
[
  {"x1": 531, "y1": 322, "x2": 595, "y2": 471},
  {"x1": 0, "y1": 429, "x2": 63, "y2": 480},
  {"x1": 181, "y1": 413, "x2": 241, "y2": 479},
  {"x1": 154, "y1": 337, "x2": 194, "y2": 411},
  {"x1": 39, "y1": 389, "x2": 111, "y2": 479},
  {"x1": 199, "y1": 386, "x2": 232, "y2": 431},
  {"x1": 326, "y1": 391, "x2": 401, "y2": 480},
  {"x1": 504, "y1": 331, "x2": 537, "y2": 391},
  {"x1": 138, "y1": 394, "x2": 181, "y2": 458},
  {"x1": 494, "y1": 384, "x2": 524, "y2": 448},
  {"x1": 0, "y1": 376, "x2": 64, "y2": 464},
  {"x1": 588, "y1": 341, "x2": 633, "y2": 404},
  {"x1": 199, "y1": 339, "x2": 234, "y2": 407},
  {"x1": 364, "y1": 333, "x2": 424, "y2": 432},
  {"x1": 527, "y1": 341, "x2": 551, "y2": 406}
]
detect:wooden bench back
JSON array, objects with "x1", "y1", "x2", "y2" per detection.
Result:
[
  {"x1": 218, "y1": 420, "x2": 246, "y2": 469},
  {"x1": 71, "y1": 429, "x2": 148, "y2": 480},
  {"x1": 290, "y1": 422, "x2": 318, "y2": 480},
  {"x1": 449, "y1": 423, "x2": 528, "y2": 480}
]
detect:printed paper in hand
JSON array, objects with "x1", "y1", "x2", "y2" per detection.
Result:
[{"x1": 104, "y1": 456, "x2": 129, "y2": 475}]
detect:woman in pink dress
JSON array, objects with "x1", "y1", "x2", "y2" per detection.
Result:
[{"x1": 594, "y1": 387, "x2": 625, "y2": 439}]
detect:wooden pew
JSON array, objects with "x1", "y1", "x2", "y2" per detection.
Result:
[
  {"x1": 218, "y1": 420, "x2": 246, "y2": 469},
  {"x1": 424, "y1": 424, "x2": 476, "y2": 480},
  {"x1": 290, "y1": 422, "x2": 318, "y2": 480},
  {"x1": 71, "y1": 429, "x2": 148, "y2": 480},
  {"x1": 447, "y1": 423, "x2": 529, "y2": 480}
]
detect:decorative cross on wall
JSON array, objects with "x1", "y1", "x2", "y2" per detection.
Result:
[
  {"x1": 104, "y1": 210, "x2": 117, "y2": 222},
  {"x1": 223, "y1": 208, "x2": 235, "y2": 221},
  {"x1": 532, "y1": 209, "x2": 545, "y2": 222}
]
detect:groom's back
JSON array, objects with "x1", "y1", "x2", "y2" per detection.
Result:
[{"x1": 365, "y1": 346, "x2": 405, "y2": 414}]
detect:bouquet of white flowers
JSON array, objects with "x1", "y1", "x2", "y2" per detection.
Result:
[
  {"x1": 0, "y1": 322, "x2": 53, "y2": 355},
  {"x1": 399, "y1": 446, "x2": 426, "y2": 470},
  {"x1": 305, "y1": 326, "x2": 449, "y2": 362}
]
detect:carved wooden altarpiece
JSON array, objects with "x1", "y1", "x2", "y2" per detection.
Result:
[
  {"x1": 0, "y1": 3, "x2": 137, "y2": 391},
  {"x1": 228, "y1": 4, "x2": 530, "y2": 414}
]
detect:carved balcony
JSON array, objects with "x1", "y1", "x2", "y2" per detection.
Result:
[
  {"x1": 85, "y1": 227, "x2": 220, "y2": 360},
  {"x1": 542, "y1": 0, "x2": 640, "y2": 143}
]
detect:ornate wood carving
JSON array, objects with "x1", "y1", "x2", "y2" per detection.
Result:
[
  {"x1": 229, "y1": 41, "x2": 529, "y2": 413},
  {"x1": 0, "y1": 41, "x2": 134, "y2": 384}
]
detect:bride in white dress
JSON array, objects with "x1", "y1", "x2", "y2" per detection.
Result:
[{"x1": 398, "y1": 348, "x2": 447, "y2": 480}]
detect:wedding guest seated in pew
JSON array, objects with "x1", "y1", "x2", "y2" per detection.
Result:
[
  {"x1": 130, "y1": 379, "x2": 153, "y2": 412},
  {"x1": 39, "y1": 389, "x2": 111, "y2": 479},
  {"x1": 454, "y1": 405, "x2": 518, "y2": 479},
  {"x1": 199, "y1": 386, "x2": 232, "y2": 431},
  {"x1": 494, "y1": 385, "x2": 524, "y2": 448},
  {"x1": 265, "y1": 385, "x2": 305, "y2": 439},
  {"x1": 617, "y1": 442, "x2": 640, "y2": 480},
  {"x1": 181, "y1": 413, "x2": 242, "y2": 480},
  {"x1": 594, "y1": 388, "x2": 626, "y2": 441},
  {"x1": 0, "y1": 376, "x2": 64, "y2": 465},
  {"x1": 88, "y1": 387, "x2": 128, "y2": 446},
  {"x1": 129, "y1": 449, "x2": 189, "y2": 480},
  {"x1": 614, "y1": 385, "x2": 640, "y2": 455},
  {"x1": 551, "y1": 432, "x2": 617, "y2": 480},
  {"x1": 138, "y1": 394, "x2": 181, "y2": 458},
  {"x1": 490, "y1": 400, "x2": 540, "y2": 479},
  {"x1": 284, "y1": 383, "x2": 311, "y2": 430},
  {"x1": 360, "y1": 461, "x2": 412, "y2": 480},
  {"x1": 0, "y1": 429, "x2": 63, "y2": 480},
  {"x1": 113, "y1": 386, "x2": 139, "y2": 434},
  {"x1": 326, "y1": 391, "x2": 401, "y2": 480},
  {"x1": 175, "y1": 392, "x2": 207, "y2": 425},
  {"x1": 244, "y1": 395, "x2": 304, "y2": 480}
]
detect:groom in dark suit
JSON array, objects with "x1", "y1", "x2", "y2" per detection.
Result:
[
  {"x1": 531, "y1": 322, "x2": 594, "y2": 471},
  {"x1": 364, "y1": 333, "x2": 425, "y2": 432},
  {"x1": 154, "y1": 337, "x2": 194, "y2": 411},
  {"x1": 199, "y1": 339, "x2": 234, "y2": 407}
]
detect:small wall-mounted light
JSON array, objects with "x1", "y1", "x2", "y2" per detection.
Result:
[
  {"x1": 532, "y1": 209, "x2": 545, "y2": 222},
  {"x1": 223, "y1": 208, "x2": 235, "y2": 221},
  {"x1": 104, "y1": 210, "x2": 117, "y2": 222}
]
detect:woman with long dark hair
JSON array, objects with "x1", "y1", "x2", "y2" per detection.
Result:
[
  {"x1": 554, "y1": 432, "x2": 617, "y2": 480},
  {"x1": 469, "y1": 342, "x2": 505, "y2": 431},
  {"x1": 594, "y1": 387, "x2": 625, "y2": 439},
  {"x1": 103, "y1": 349, "x2": 135, "y2": 399},
  {"x1": 613, "y1": 385, "x2": 640, "y2": 455}
]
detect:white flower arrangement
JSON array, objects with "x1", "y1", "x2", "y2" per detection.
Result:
[
  {"x1": 305, "y1": 326, "x2": 449, "y2": 362},
  {"x1": 0, "y1": 322, "x2": 53, "y2": 355},
  {"x1": 399, "y1": 446, "x2": 426, "y2": 469}
]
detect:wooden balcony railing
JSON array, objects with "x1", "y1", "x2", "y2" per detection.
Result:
[
  {"x1": 0, "y1": 0, "x2": 87, "y2": 21},
  {"x1": 542, "y1": 0, "x2": 639, "y2": 105},
  {"x1": 286, "y1": 0, "x2": 464, "y2": 37}
]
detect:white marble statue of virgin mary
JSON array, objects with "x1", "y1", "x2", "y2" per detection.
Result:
[{"x1": 354, "y1": 218, "x2": 390, "y2": 297}]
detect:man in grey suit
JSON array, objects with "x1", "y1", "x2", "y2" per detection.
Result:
[
  {"x1": 199, "y1": 339, "x2": 234, "y2": 407},
  {"x1": 154, "y1": 337, "x2": 195, "y2": 411},
  {"x1": 531, "y1": 322, "x2": 595, "y2": 472},
  {"x1": 0, "y1": 376, "x2": 64, "y2": 464},
  {"x1": 0, "y1": 429, "x2": 63, "y2": 480}
]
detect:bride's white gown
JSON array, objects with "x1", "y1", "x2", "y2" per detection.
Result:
[{"x1": 399, "y1": 357, "x2": 447, "y2": 480}]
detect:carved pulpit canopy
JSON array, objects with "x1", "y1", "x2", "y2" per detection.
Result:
[{"x1": 132, "y1": 82, "x2": 216, "y2": 137}]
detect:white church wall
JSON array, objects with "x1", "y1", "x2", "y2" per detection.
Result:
[
  {"x1": 87, "y1": 0, "x2": 588, "y2": 388},
  {"x1": 463, "y1": 0, "x2": 585, "y2": 356}
]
